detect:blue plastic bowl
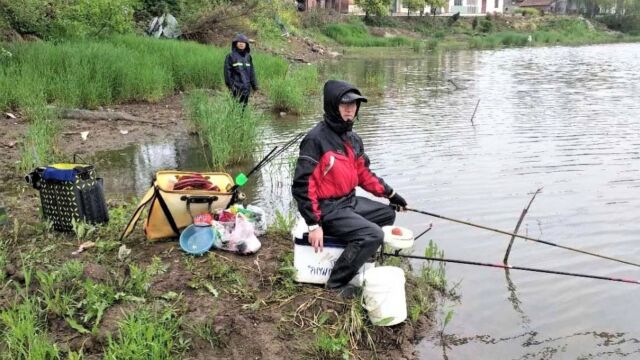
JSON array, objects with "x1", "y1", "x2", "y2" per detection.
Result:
[{"x1": 179, "y1": 224, "x2": 215, "y2": 255}]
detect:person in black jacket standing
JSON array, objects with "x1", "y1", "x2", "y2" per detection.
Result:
[
  {"x1": 224, "y1": 34, "x2": 258, "y2": 106},
  {"x1": 291, "y1": 80, "x2": 408, "y2": 295}
]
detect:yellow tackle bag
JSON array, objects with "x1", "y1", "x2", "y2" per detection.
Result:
[{"x1": 121, "y1": 171, "x2": 238, "y2": 241}]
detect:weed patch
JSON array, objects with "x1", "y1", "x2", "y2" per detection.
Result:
[
  {"x1": 103, "y1": 308, "x2": 188, "y2": 359},
  {"x1": 0, "y1": 297, "x2": 60, "y2": 360},
  {"x1": 312, "y1": 329, "x2": 351, "y2": 360},
  {"x1": 267, "y1": 209, "x2": 296, "y2": 237},
  {"x1": 187, "y1": 320, "x2": 227, "y2": 349}
]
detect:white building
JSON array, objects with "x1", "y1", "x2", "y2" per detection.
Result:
[
  {"x1": 392, "y1": 0, "x2": 504, "y2": 15},
  {"x1": 305, "y1": 0, "x2": 504, "y2": 16}
]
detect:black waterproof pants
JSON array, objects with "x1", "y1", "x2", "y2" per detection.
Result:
[
  {"x1": 231, "y1": 87, "x2": 249, "y2": 107},
  {"x1": 322, "y1": 195, "x2": 396, "y2": 289}
]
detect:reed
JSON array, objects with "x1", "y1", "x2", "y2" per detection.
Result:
[
  {"x1": 266, "y1": 65, "x2": 318, "y2": 114},
  {"x1": 18, "y1": 106, "x2": 61, "y2": 171},
  {"x1": 185, "y1": 90, "x2": 263, "y2": 169}
]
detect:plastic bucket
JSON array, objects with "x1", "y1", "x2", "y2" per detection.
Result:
[
  {"x1": 363, "y1": 266, "x2": 407, "y2": 326},
  {"x1": 382, "y1": 226, "x2": 414, "y2": 251}
]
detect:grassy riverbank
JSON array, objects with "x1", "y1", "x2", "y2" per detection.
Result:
[
  {"x1": 0, "y1": 35, "x2": 318, "y2": 171},
  {"x1": 0, "y1": 197, "x2": 450, "y2": 359},
  {"x1": 311, "y1": 14, "x2": 640, "y2": 51}
]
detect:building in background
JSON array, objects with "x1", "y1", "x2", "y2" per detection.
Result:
[{"x1": 299, "y1": 0, "x2": 504, "y2": 15}]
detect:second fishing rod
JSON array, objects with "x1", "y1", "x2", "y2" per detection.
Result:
[{"x1": 404, "y1": 207, "x2": 640, "y2": 269}]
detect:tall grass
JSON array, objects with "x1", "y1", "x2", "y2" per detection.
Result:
[
  {"x1": 0, "y1": 298, "x2": 60, "y2": 360},
  {"x1": 103, "y1": 308, "x2": 187, "y2": 359},
  {"x1": 18, "y1": 107, "x2": 61, "y2": 171},
  {"x1": 0, "y1": 36, "x2": 229, "y2": 110},
  {"x1": 1, "y1": 35, "x2": 310, "y2": 170},
  {"x1": 0, "y1": 35, "x2": 301, "y2": 111},
  {"x1": 0, "y1": 239, "x2": 6, "y2": 282},
  {"x1": 323, "y1": 23, "x2": 412, "y2": 47},
  {"x1": 266, "y1": 65, "x2": 318, "y2": 114},
  {"x1": 185, "y1": 90, "x2": 263, "y2": 169}
]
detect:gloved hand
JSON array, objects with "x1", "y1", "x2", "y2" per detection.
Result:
[{"x1": 388, "y1": 192, "x2": 407, "y2": 211}]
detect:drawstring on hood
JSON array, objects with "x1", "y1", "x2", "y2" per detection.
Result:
[{"x1": 323, "y1": 80, "x2": 366, "y2": 135}]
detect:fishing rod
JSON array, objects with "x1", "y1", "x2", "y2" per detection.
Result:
[
  {"x1": 383, "y1": 252, "x2": 640, "y2": 285},
  {"x1": 247, "y1": 132, "x2": 304, "y2": 175},
  {"x1": 406, "y1": 207, "x2": 640, "y2": 269},
  {"x1": 257, "y1": 132, "x2": 305, "y2": 170},
  {"x1": 233, "y1": 132, "x2": 305, "y2": 189}
]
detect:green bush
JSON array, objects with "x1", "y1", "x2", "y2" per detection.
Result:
[
  {"x1": 0, "y1": 0, "x2": 138, "y2": 39},
  {"x1": 1, "y1": 34, "x2": 307, "y2": 170},
  {"x1": 322, "y1": 22, "x2": 412, "y2": 47},
  {"x1": 478, "y1": 19, "x2": 494, "y2": 33},
  {"x1": 252, "y1": 53, "x2": 289, "y2": 89},
  {"x1": 513, "y1": 7, "x2": 541, "y2": 17},
  {"x1": 363, "y1": 15, "x2": 405, "y2": 28},
  {"x1": 599, "y1": 15, "x2": 640, "y2": 35},
  {"x1": 533, "y1": 30, "x2": 561, "y2": 43},
  {"x1": 499, "y1": 32, "x2": 530, "y2": 46}
]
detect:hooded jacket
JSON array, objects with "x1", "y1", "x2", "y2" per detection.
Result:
[
  {"x1": 292, "y1": 80, "x2": 393, "y2": 226},
  {"x1": 224, "y1": 34, "x2": 258, "y2": 93}
]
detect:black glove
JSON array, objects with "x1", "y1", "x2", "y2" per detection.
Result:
[{"x1": 388, "y1": 192, "x2": 407, "y2": 211}]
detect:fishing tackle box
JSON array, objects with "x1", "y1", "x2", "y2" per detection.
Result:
[
  {"x1": 25, "y1": 163, "x2": 109, "y2": 232},
  {"x1": 121, "y1": 171, "x2": 238, "y2": 241},
  {"x1": 291, "y1": 216, "x2": 371, "y2": 285}
]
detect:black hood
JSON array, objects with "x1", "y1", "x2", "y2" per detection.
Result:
[
  {"x1": 231, "y1": 34, "x2": 251, "y2": 54},
  {"x1": 323, "y1": 80, "x2": 364, "y2": 135}
]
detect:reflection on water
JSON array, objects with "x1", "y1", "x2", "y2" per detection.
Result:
[
  {"x1": 94, "y1": 134, "x2": 296, "y2": 216},
  {"x1": 96, "y1": 43, "x2": 640, "y2": 359},
  {"x1": 441, "y1": 330, "x2": 640, "y2": 360}
]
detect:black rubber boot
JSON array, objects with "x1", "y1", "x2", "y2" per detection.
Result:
[{"x1": 322, "y1": 196, "x2": 395, "y2": 289}]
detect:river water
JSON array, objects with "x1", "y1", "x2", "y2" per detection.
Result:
[{"x1": 97, "y1": 43, "x2": 640, "y2": 359}]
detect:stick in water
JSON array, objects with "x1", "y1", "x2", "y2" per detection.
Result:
[
  {"x1": 470, "y1": 98, "x2": 481, "y2": 125},
  {"x1": 503, "y1": 187, "x2": 543, "y2": 265}
]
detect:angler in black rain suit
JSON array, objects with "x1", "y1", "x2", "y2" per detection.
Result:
[
  {"x1": 292, "y1": 80, "x2": 408, "y2": 290},
  {"x1": 224, "y1": 34, "x2": 258, "y2": 106}
]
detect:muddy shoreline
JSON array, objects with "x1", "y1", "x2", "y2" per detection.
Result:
[{"x1": 1, "y1": 88, "x2": 441, "y2": 359}]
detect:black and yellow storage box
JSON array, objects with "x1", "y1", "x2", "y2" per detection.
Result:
[{"x1": 26, "y1": 163, "x2": 109, "y2": 232}]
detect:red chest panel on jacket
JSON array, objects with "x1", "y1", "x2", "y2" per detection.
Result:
[{"x1": 313, "y1": 143, "x2": 358, "y2": 199}]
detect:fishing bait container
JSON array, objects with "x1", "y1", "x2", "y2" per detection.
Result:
[
  {"x1": 382, "y1": 226, "x2": 414, "y2": 253},
  {"x1": 292, "y1": 217, "x2": 372, "y2": 285},
  {"x1": 363, "y1": 266, "x2": 407, "y2": 326}
]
